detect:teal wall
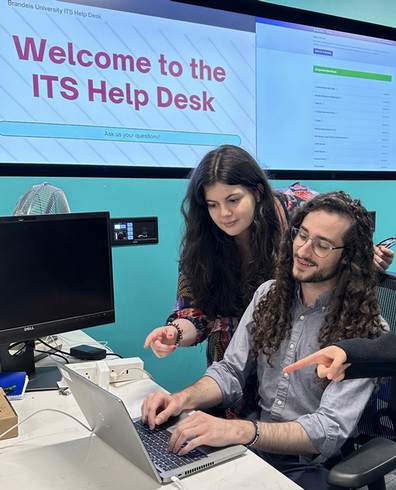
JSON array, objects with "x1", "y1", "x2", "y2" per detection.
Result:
[
  {"x1": 2, "y1": 1, "x2": 395, "y2": 393},
  {"x1": 0, "y1": 176, "x2": 394, "y2": 393}
]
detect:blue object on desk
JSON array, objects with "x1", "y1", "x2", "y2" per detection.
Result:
[{"x1": 0, "y1": 372, "x2": 28, "y2": 400}]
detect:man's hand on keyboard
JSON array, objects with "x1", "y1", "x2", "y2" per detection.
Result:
[
  {"x1": 169, "y1": 411, "x2": 252, "y2": 456},
  {"x1": 141, "y1": 391, "x2": 183, "y2": 429}
]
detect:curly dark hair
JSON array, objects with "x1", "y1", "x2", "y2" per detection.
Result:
[
  {"x1": 179, "y1": 145, "x2": 283, "y2": 317},
  {"x1": 251, "y1": 190, "x2": 384, "y2": 365}
]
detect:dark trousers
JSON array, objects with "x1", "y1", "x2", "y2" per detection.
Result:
[{"x1": 254, "y1": 451, "x2": 347, "y2": 490}]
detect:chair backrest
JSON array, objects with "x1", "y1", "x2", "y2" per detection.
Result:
[
  {"x1": 357, "y1": 272, "x2": 396, "y2": 442},
  {"x1": 376, "y1": 272, "x2": 396, "y2": 332}
]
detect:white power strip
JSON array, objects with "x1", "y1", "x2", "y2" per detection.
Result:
[
  {"x1": 107, "y1": 358, "x2": 145, "y2": 383},
  {"x1": 68, "y1": 357, "x2": 145, "y2": 390}
]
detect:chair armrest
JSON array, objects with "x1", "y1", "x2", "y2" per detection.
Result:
[{"x1": 327, "y1": 437, "x2": 396, "y2": 488}]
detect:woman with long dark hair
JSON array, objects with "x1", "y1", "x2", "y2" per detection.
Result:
[{"x1": 144, "y1": 145, "x2": 313, "y2": 367}]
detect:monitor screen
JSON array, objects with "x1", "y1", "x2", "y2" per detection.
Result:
[
  {"x1": 0, "y1": 211, "x2": 115, "y2": 386},
  {"x1": 1, "y1": 0, "x2": 395, "y2": 178}
]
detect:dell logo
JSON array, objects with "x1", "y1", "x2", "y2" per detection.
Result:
[{"x1": 24, "y1": 326, "x2": 35, "y2": 331}]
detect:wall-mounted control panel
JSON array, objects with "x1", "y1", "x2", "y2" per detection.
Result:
[{"x1": 110, "y1": 217, "x2": 158, "y2": 246}]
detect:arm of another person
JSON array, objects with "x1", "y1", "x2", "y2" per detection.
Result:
[
  {"x1": 335, "y1": 332, "x2": 396, "y2": 379},
  {"x1": 284, "y1": 331, "x2": 396, "y2": 381},
  {"x1": 283, "y1": 345, "x2": 350, "y2": 381}
]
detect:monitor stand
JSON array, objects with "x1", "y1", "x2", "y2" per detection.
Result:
[{"x1": 0, "y1": 340, "x2": 62, "y2": 391}]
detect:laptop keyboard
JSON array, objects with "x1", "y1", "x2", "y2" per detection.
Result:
[{"x1": 134, "y1": 419, "x2": 208, "y2": 472}]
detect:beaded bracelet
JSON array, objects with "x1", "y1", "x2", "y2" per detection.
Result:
[
  {"x1": 246, "y1": 420, "x2": 260, "y2": 448},
  {"x1": 167, "y1": 322, "x2": 183, "y2": 347}
]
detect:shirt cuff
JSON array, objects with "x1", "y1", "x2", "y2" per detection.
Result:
[{"x1": 296, "y1": 415, "x2": 339, "y2": 462}]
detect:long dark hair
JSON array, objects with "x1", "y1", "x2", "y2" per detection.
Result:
[
  {"x1": 180, "y1": 145, "x2": 282, "y2": 317},
  {"x1": 251, "y1": 190, "x2": 384, "y2": 364}
]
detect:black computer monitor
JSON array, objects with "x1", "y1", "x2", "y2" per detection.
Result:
[{"x1": 0, "y1": 211, "x2": 115, "y2": 390}]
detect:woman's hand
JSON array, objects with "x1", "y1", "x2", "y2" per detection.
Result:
[{"x1": 143, "y1": 325, "x2": 178, "y2": 358}]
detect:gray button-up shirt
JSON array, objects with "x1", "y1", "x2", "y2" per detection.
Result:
[{"x1": 205, "y1": 280, "x2": 385, "y2": 463}]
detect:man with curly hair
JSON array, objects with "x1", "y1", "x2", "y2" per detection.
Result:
[{"x1": 141, "y1": 191, "x2": 387, "y2": 490}]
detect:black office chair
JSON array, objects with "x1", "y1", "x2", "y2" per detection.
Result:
[{"x1": 327, "y1": 272, "x2": 396, "y2": 490}]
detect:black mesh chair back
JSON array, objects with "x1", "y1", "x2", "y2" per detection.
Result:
[
  {"x1": 357, "y1": 272, "x2": 396, "y2": 442},
  {"x1": 377, "y1": 272, "x2": 396, "y2": 332}
]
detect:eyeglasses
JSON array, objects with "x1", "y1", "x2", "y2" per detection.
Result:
[
  {"x1": 376, "y1": 237, "x2": 396, "y2": 250},
  {"x1": 291, "y1": 227, "x2": 345, "y2": 258}
]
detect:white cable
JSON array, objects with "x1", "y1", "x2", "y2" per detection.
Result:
[
  {"x1": 171, "y1": 475, "x2": 186, "y2": 490},
  {"x1": 109, "y1": 367, "x2": 154, "y2": 383},
  {"x1": 0, "y1": 408, "x2": 92, "y2": 441}
]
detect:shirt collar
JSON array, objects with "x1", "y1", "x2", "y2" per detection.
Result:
[{"x1": 295, "y1": 282, "x2": 335, "y2": 310}]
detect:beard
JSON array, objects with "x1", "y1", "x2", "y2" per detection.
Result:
[{"x1": 293, "y1": 254, "x2": 344, "y2": 283}]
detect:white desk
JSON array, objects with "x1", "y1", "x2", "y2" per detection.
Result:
[{"x1": 0, "y1": 333, "x2": 302, "y2": 490}]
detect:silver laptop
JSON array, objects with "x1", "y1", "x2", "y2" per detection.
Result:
[{"x1": 58, "y1": 363, "x2": 246, "y2": 483}]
